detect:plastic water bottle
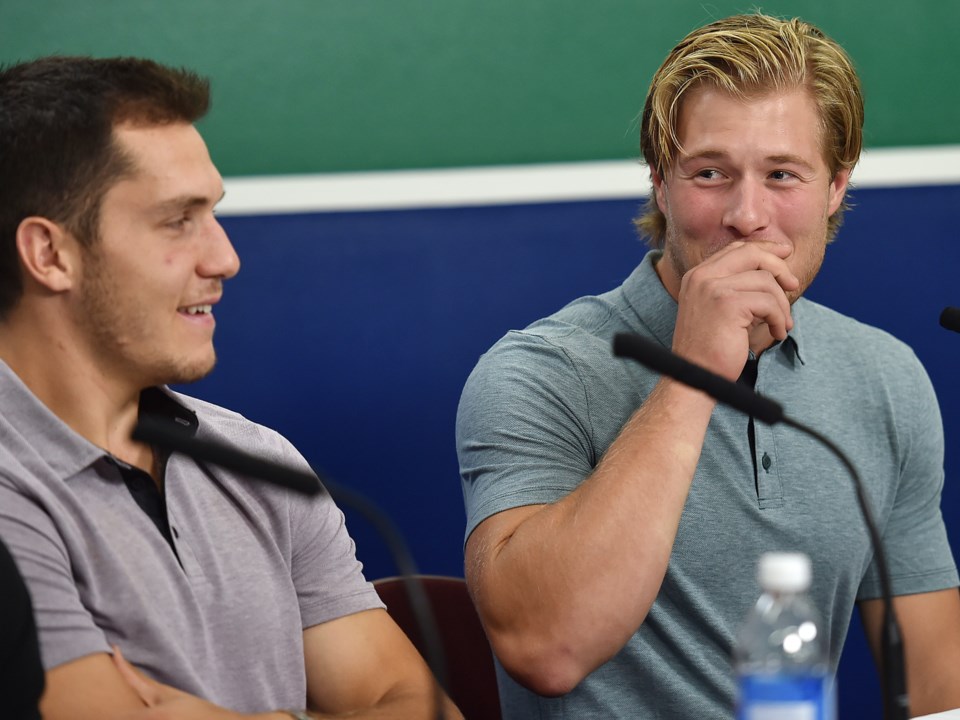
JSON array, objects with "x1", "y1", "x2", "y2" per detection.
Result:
[{"x1": 734, "y1": 552, "x2": 835, "y2": 720}]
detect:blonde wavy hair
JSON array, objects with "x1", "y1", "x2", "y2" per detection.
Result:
[{"x1": 635, "y1": 13, "x2": 864, "y2": 247}]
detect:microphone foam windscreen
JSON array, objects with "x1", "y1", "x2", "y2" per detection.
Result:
[{"x1": 939, "y1": 307, "x2": 960, "y2": 333}]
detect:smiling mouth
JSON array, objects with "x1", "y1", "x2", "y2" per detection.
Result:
[{"x1": 179, "y1": 304, "x2": 212, "y2": 315}]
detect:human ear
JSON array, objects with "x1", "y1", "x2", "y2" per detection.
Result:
[
  {"x1": 15, "y1": 218, "x2": 78, "y2": 293},
  {"x1": 827, "y1": 168, "x2": 851, "y2": 216},
  {"x1": 650, "y1": 168, "x2": 668, "y2": 213}
]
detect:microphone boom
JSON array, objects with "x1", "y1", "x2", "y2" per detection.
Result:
[{"x1": 131, "y1": 415, "x2": 452, "y2": 718}]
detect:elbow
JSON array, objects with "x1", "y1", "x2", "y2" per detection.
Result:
[
  {"x1": 516, "y1": 665, "x2": 584, "y2": 698},
  {"x1": 487, "y1": 630, "x2": 589, "y2": 697}
]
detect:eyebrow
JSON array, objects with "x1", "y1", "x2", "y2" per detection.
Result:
[
  {"x1": 151, "y1": 190, "x2": 226, "y2": 215},
  {"x1": 765, "y1": 154, "x2": 817, "y2": 172},
  {"x1": 679, "y1": 150, "x2": 817, "y2": 172}
]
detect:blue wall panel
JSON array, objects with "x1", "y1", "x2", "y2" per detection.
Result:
[{"x1": 182, "y1": 184, "x2": 960, "y2": 717}]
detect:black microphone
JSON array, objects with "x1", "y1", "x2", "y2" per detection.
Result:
[
  {"x1": 940, "y1": 307, "x2": 960, "y2": 333},
  {"x1": 133, "y1": 415, "x2": 322, "y2": 495},
  {"x1": 611, "y1": 332, "x2": 909, "y2": 720},
  {"x1": 612, "y1": 333, "x2": 785, "y2": 425},
  {"x1": 132, "y1": 416, "x2": 451, "y2": 719}
]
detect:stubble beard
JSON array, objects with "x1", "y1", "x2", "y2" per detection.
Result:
[{"x1": 76, "y1": 249, "x2": 217, "y2": 389}]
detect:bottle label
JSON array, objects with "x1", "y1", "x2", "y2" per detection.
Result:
[{"x1": 738, "y1": 674, "x2": 834, "y2": 720}]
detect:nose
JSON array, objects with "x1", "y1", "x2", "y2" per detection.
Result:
[
  {"x1": 199, "y1": 215, "x2": 241, "y2": 280},
  {"x1": 722, "y1": 178, "x2": 770, "y2": 238}
]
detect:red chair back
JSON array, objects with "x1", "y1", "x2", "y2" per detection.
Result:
[{"x1": 374, "y1": 575, "x2": 502, "y2": 720}]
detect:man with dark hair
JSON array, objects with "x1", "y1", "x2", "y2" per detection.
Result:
[
  {"x1": 0, "y1": 56, "x2": 460, "y2": 720},
  {"x1": 457, "y1": 13, "x2": 960, "y2": 719}
]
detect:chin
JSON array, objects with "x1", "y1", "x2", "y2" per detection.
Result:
[
  {"x1": 176, "y1": 365, "x2": 216, "y2": 385},
  {"x1": 156, "y1": 354, "x2": 217, "y2": 387}
]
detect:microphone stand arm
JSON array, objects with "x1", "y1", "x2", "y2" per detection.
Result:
[
  {"x1": 611, "y1": 333, "x2": 909, "y2": 719},
  {"x1": 781, "y1": 417, "x2": 908, "y2": 720},
  {"x1": 132, "y1": 417, "x2": 450, "y2": 720}
]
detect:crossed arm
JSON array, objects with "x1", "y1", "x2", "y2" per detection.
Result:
[{"x1": 39, "y1": 608, "x2": 462, "y2": 720}]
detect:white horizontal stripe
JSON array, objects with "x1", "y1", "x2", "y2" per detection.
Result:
[
  {"x1": 218, "y1": 145, "x2": 960, "y2": 216},
  {"x1": 852, "y1": 145, "x2": 960, "y2": 188},
  {"x1": 219, "y1": 161, "x2": 648, "y2": 215}
]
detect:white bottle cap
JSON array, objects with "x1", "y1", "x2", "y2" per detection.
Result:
[{"x1": 757, "y1": 552, "x2": 812, "y2": 593}]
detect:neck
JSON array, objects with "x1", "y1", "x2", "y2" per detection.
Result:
[{"x1": 0, "y1": 309, "x2": 153, "y2": 474}]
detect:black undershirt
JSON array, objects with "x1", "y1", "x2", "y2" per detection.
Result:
[
  {"x1": 115, "y1": 388, "x2": 198, "y2": 556},
  {"x1": 115, "y1": 458, "x2": 176, "y2": 550}
]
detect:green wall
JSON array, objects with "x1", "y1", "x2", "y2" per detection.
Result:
[{"x1": 2, "y1": 0, "x2": 957, "y2": 176}]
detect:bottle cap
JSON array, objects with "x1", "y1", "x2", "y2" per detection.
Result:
[{"x1": 757, "y1": 552, "x2": 812, "y2": 593}]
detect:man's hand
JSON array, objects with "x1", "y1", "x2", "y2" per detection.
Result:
[{"x1": 671, "y1": 241, "x2": 799, "y2": 379}]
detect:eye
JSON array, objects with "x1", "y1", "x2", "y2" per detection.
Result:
[
  {"x1": 687, "y1": 168, "x2": 726, "y2": 185},
  {"x1": 769, "y1": 170, "x2": 797, "y2": 181},
  {"x1": 165, "y1": 215, "x2": 192, "y2": 232}
]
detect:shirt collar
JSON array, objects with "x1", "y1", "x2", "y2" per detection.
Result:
[
  {"x1": 0, "y1": 359, "x2": 198, "y2": 481},
  {"x1": 785, "y1": 299, "x2": 810, "y2": 366},
  {"x1": 139, "y1": 387, "x2": 199, "y2": 436},
  {"x1": 621, "y1": 250, "x2": 680, "y2": 345}
]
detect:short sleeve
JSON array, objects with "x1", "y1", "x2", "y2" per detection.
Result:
[
  {"x1": 0, "y1": 479, "x2": 110, "y2": 669},
  {"x1": 456, "y1": 331, "x2": 598, "y2": 542},
  {"x1": 272, "y1": 436, "x2": 385, "y2": 628},
  {"x1": 857, "y1": 356, "x2": 958, "y2": 600}
]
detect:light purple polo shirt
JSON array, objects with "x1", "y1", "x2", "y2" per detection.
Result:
[{"x1": 0, "y1": 361, "x2": 383, "y2": 713}]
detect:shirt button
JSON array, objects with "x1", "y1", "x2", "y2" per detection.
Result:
[{"x1": 761, "y1": 453, "x2": 772, "y2": 471}]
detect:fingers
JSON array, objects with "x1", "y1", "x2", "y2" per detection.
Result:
[
  {"x1": 693, "y1": 241, "x2": 799, "y2": 297},
  {"x1": 112, "y1": 645, "x2": 161, "y2": 707},
  {"x1": 724, "y1": 288, "x2": 792, "y2": 340},
  {"x1": 672, "y1": 242, "x2": 799, "y2": 378},
  {"x1": 687, "y1": 268, "x2": 793, "y2": 335}
]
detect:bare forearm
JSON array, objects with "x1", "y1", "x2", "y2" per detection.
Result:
[
  {"x1": 861, "y1": 591, "x2": 960, "y2": 717},
  {"x1": 303, "y1": 688, "x2": 462, "y2": 720},
  {"x1": 469, "y1": 377, "x2": 716, "y2": 692}
]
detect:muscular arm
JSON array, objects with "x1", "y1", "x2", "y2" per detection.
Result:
[
  {"x1": 40, "y1": 653, "x2": 147, "y2": 720},
  {"x1": 41, "y1": 610, "x2": 464, "y2": 720},
  {"x1": 466, "y1": 378, "x2": 716, "y2": 695},
  {"x1": 860, "y1": 590, "x2": 960, "y2": 717},
  {"x1": 41, "y1": 652, "x2": 288, "y2": 720},
  {"x1": 464, "y1": 242, "x2": 799, "y2": 695},
  {"x1": 302, "y1": 608, "x2": 462, "y2": 719}
]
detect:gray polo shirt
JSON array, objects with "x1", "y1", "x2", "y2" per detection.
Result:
[
  {"x1": 0, "y1": 363, "x2": 383, "y2": 713},
  {"x1": 457, "y1": 250, "x2": 958, "y2": 719}
]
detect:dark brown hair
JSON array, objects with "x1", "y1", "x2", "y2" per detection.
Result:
[{"x1": 0, "y1": 56, "x2": 211, "y2": 318}]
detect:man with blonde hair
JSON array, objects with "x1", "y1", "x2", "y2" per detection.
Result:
[{"x1": 457, "y1": 13, "x2": 960, "y2": 718}]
